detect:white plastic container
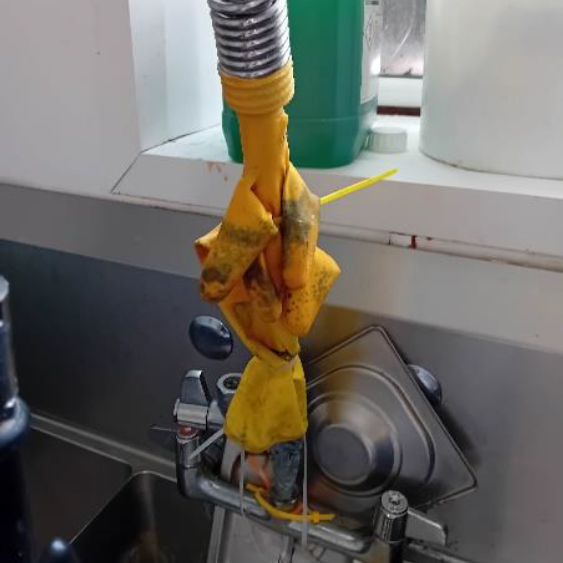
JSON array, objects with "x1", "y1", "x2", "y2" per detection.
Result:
[{"x1": 420, "y1": 0, "x2": 563, "y2": 180}]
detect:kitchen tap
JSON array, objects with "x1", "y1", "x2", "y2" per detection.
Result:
[
  {"x1": 0, "y1": 277, "x2": 79, "y2": 563},
  {"x1": 0, "y1": 277, "x2": 32, "y2": 563},
  {"x1": 171, "y1": 369, "x2": 447, "y2": 563},
  {"x1": 151, "y1": 317, "x2": 475, "y2": 563}
]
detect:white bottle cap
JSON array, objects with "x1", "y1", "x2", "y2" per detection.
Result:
[{"x1": 366, "y1": 125, "x2": 408, "y2": 154}]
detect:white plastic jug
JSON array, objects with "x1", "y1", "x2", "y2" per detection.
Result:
[{"x1": 420, "y1": 0, "x2": 563, "y2": 180}]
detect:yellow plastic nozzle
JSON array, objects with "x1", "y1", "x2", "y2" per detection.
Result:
[
  {"x1": 320, "y1": 168, "x2": 398, "y2": 206},
  {"x1": 246, "y1": 483, "x2": 335, "y2": 524}
]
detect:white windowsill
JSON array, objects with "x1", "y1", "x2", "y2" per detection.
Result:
[{"x1": 114, "y1": 115, "x2": 563, "y2": 271}]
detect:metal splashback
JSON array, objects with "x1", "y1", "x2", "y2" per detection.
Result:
[{"x1": 2, "y1": 239, "x2": 563, "y2": 563}]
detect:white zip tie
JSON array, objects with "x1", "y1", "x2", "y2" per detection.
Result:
[
  {"x1": 301, "y1": 436, "x2": 308, "y2": 547},
  {"x1": 188, "y1": 428, "x2": 225, "y2": 460},
  {"x1": 239, "y1": 446, "x2": 246, "y2": 517},
  {"x1": 272, "y1": 355, "x2": 299, "y2": 374}
]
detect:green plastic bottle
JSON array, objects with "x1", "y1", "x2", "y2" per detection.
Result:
[{"x1": 222, "y1": 0, "x2": 382, "y2": 168}]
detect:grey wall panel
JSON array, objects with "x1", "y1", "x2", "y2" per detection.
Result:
[
  {"x1": 306, "y1": 306, "x2": 563, "y2": 563},
  {"x1": 0, "y1": 239, "x2": 250, "y2": 457}
]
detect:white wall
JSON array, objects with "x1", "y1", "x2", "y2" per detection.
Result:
[
  {"x1": 0, "y1": 0, "x2": 222, "y2": 195},
  {"x1": 0, "y1": 0, "x2": 140, "y2": 195}
]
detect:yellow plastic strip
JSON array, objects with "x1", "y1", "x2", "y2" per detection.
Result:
[
  {"x1": 246, "y1": 483, "x2": 335, "y2": 524},
  {"x1": 320, "y1": 168, "x2": 398, "y2": 206}
]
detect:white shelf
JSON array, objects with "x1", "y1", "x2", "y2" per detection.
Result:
[{"x1": 115, "y1": 116, "x2": 563, "y2": 268}]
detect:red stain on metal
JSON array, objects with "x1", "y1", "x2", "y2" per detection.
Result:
[
  {"x1": 410, "y1": 235, "x2": 417, "y2": 249},
  {"x1": 206, "y1": 162, "x2": 224, "y2": 175}
]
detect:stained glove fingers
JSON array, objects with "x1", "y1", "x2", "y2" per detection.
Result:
[
  {"x1": 233, "y1": 301, "x2": 299, "y2": 359},
  {"x1": 195, "y1": 223, "x2": 220, "y2": 264},
  {"x1": 283, "y1": 247, "x2": 340, "y2": 336},
  {"x1": 282, "y1": 165, "x2": 320, "y2": 290},
  {"x1": 200, "y1": 175, "x2": 278, "y2": 302},
  {"x1": 244, "y1": 253, "x2": 283, "y2": 323},
  {"x1": 224, "y1": 355, "x2": 307, "y2": 454}
]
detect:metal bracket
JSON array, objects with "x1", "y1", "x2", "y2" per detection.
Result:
[{"x1": 306, "y1": 326, "x2": 476, "y2": 516}]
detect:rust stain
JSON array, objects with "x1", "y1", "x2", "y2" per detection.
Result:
[
  {"x1": 206, "y1": 162, "x2": 225, "y2": 175},
  {"x1": 410, "y1": 235, "x2": 417, "y2": 249}
]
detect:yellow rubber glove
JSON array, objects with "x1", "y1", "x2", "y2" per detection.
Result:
[
  {"x1": 199, "y1": 172, "x2": 278, "y2": 303},
  {"x1": 225, "y1": 356, "x2": 307, "y2": 454},
  {"x1": 282, "y1": 163, "x2": 320, "y2": 290},
  {"x1": 195, "y1": 62, "x2": 340, "y2": 453}
]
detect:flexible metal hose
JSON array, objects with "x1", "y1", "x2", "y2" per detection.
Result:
[{"x1": 207, "y1": 0, "x2": 291, "y2": 78}]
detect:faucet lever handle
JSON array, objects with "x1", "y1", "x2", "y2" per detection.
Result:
[
  {"x1": 180, "y1": 370, "x2": 211, "y2": 406},
  {"x1": 374, "y1": 491, "x2": 409, "y2": 544},
  {"x1": 406, "y1": 507, "x2": 447, "y2": 546},
  {"x1": 374, "y1": 491, "x2": 448, "y2": 547},
  {"x1": 148, "y1": 424, "x2": 178, "y2": 452}
]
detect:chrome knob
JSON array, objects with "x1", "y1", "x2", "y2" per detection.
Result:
[
  {"x1": 375, "y1": 491, "x2": 409, "y2": 543},
  {"x1": 217, "y1": 373, "x2": 241, "y2": 415}
]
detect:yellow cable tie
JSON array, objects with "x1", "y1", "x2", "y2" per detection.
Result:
[
  {"x1": 319, "y1": 168, "x2": 398, "y2": 206},
  {"x1": 246, "y1": 483, "x2": 335, "y2": 524}
]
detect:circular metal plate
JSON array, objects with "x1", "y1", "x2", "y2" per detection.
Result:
[{"x1": 309, "y1": 392, "x2": 400, "y2": 502}]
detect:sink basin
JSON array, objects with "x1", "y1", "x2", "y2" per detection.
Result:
[
  {"x1": 208, "y1": 509, "x2": 355, "y2": 563},
  {"x1": 72, "y1": 472, "x2": 214, "y2": 563},
  {"x1": 21, "y1": 429, "x2": 132, "y2": 553}
]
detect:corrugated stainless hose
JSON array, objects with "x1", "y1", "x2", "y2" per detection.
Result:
[{"x1": 207, "y1": 0, "x2": 291, "y2": 78}]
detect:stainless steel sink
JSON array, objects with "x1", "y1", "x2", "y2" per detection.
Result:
[
  {"x1": 22, "y1": 422, "x2": 213, "y2": 563},
  {"x1": 72, "y1": 472, "x2": 214, "y2": 563},
  {"x1": 21, "y1": 428, "x2": 132, "y2": 553},
  {"x1": 208, "y1": 509, "x2": 356, "y2": 563},
  {"x1": 18, "y1": 423, "x2": 436, "y2": 563}
]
